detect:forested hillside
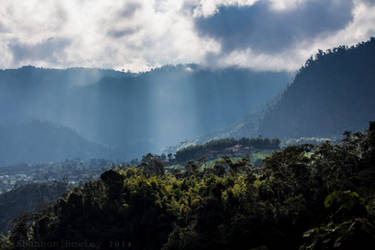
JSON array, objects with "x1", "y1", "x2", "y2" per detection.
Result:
[
  {"x1": 2, "y1": 123, "x2": 374, "y2": 250},
  {"x1": 259, "y1": 38, "x2": 375, "y2": 139},
  {"x1": 0, "y1": 65, "x2": 290, "y2": 160},
  {"x1": 0, "y1": 182, "x2": 67, "y2": 234}
]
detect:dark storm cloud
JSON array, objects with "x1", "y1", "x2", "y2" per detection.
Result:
[
  {"x1": 118, "y1": 2, "x2": 141, "y2": 18},
  {"x1": 9, "y1": 37, "x2": 71, "y2": 63},
  {"x1": 194, "y1": 0, "x2": 355, "y2": 54},
  {"x1": 107, "y1": 27, "x2": 139, "y2": 39}
]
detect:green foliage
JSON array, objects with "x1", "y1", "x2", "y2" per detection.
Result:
[
  {"x1": 301, "y1": 191, "x2": 375, "y2": 250},
  {"x1": 138, "y1": 153, "x2": 165, "y2": 177},
  {"x1": 0, "y1": 182, "x2": 67, "y2": 234},
  {"x1": 175, "y1": 137, "x2": 280, "y2": 163},
  {"x1": 3, "y1": 122, "x2": 375, "y2": 250}
]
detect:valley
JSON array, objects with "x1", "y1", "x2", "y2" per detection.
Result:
[{"x1": 0, "y1": 1, "x2": 374, "y2": 247}]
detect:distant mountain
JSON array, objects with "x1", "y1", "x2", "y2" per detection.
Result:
[
  {"x1": 0, "y1": 121, "x2": 116, "y2": 166},
  {"x1": 0, "y1": 65, "x2": 291, "y2": 159},
  {"x1": 195, "y1": 106, "x2": 264, "y2": 142},
  {"x1": 162, "y1": 107, "x2": 265, "y2": 154},
  {"x1": 259, "y1": 38, "x2": 375, "y2": 138}
]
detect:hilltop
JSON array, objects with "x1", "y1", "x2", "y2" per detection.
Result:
[{"x1": 259, "y1": 38, "x2": 375, "y2": 138}]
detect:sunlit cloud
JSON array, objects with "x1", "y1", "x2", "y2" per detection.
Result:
[{"x1": 0, "y1": 0, "x2": 374, "y2": 72}]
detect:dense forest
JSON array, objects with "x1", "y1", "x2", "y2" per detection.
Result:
[
  {"x1": 259, "y1": 38, "x2": 375, "y2": 139},
  {"x1": 0, "y1": 182, "x2": 68, "y2": 234},
  {"x1": 1, "y1": 122, "x2": 374, "y2": 250},
  {"x1": 0, "y1": 65, "x2": 290, "y2": 161}
]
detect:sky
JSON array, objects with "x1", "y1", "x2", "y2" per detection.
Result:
[{"x1": 0, "y1": 0, "x2": 374, "y2": 72}]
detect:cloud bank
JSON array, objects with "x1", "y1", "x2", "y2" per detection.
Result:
[
  {"x1": 194, "y1": 0, "x2": 354, "y2": 53},
  {"x1": 9, "y1": 37, "x2": 71, "y2": 64},
  {"x1": 0, "y1": 0, "x2": 374, "y2": 72}
]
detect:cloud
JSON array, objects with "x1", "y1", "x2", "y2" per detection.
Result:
[
  {"x1": 362, "y1": 0, "x2": 375, "y2": 4},
  {"x1": 107, "y1": 27, "x2": 139, "y2": 39},
  {"x1": 0, "y1": 22, "x2": 7, "y2": 33},
  {"x1": 9, "y1": 37, "x2": 71, "y2": 64},
  {"x1": 194, "y1": 0, "x2": 355, "y2": 54},
  {"x1": 118, "y1": 2, "x2": 142, "y2": 18},
  {"x1": 53, "y1": 4, "x2": 69, "y2": 30},
  {"x1": 0, "y1": 0, "x2": 374, "y2": 72}
]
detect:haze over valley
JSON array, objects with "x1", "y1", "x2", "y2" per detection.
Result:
[
  {"x1": 0, "y1": 65, "x2": 291, "y2": 164},
  {"x1": 0, "y1": 1, "x2": 375, "y2": 249}
]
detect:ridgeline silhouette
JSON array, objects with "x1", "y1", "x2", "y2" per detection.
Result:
[{"x1": 260, "y1": 38, "x2": 375, "y2": 139}]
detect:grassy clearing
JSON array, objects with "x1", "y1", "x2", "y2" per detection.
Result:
[{"x1": 166, "y1": 149, "x2": 278, "y2": 172}]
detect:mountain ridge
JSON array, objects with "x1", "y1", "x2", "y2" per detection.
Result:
[
  {"x1": 259, "y1": 37, "x2": 375, "y2": 138},
  {"x1": 0, "y1": 120, "x2": 117, "y2": 166},
  {"x1": 0, "y1": 64, "x2": 291, "y2": 160}
]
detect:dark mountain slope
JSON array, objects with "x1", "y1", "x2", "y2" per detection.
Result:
[{"x1": 259, "y1": 38, "x2": 375, "y2": 138}]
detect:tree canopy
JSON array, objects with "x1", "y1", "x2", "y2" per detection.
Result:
[{"x1": 1, "y1": 122, "x2": 375, "y2": 250}]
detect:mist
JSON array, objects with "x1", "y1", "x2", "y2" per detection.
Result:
[{"x1": 0, "y1": 65, "x2": 291, "y2": 164}]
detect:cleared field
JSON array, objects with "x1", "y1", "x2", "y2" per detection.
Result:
[{"x1": 165, "y1": 149, "x2": 277, "y2": 172}]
